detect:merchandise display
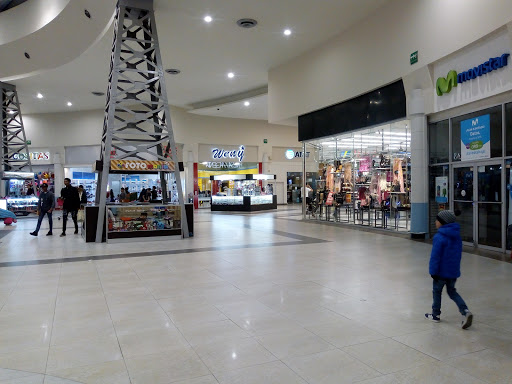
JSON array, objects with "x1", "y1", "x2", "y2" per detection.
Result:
[
  {"x1": 106, "y1": 204, "x2": 181, "y2": 241},
  {"x1": 210, "y1": 174, "x2": 277, "y2": 212},
  {"x1": 6, "y1": 196, "x2": 39, "y2": 216},
  {"x1": 304, "y1": 121, "x2": 411, "y2": 232}
]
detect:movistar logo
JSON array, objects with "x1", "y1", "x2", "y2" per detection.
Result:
[{"x1": 436, "y1": 53, "x2": 510, "y2": 96}]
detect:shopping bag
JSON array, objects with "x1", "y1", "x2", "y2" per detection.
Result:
[{"x1": 77, "y1": 209, "x2": 84, "y2": 222}]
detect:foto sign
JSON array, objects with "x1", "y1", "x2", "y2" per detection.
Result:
[
  {"x1": 461, "y1": 114, "x2": 490, "y2": 161},
  {"x1": 110, "y1": 160, "x2": 175, "y2": 172}
]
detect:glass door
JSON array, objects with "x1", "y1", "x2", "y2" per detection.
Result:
[
  {"x1": 452, "y1": 162, "x2": 504, "y2": 250},
  {"x1": 453, "y1": 166, "x2": 474, "y2": 244},
  {"x1": 476, "y1": 163, "x2": 503, "y2": 249}
]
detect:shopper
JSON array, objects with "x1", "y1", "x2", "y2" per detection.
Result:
[
  {"x1": 27, "y1": 185, "x2": 34, "y2": 196},
  {"x1": 139, "y1": 188, "x2": 146, "y2": 202},
  {"x1": 30, "y1": 183, "x2": 55, "y2": 236},
  {"x1": 78, "y1": 185, "x2": 87, "y2": 206},
  {"x1": 425, "y1": 210, "x2": 473, "y2": 329},
  {"x1": 60, "y1": 178, "x2": 80, "y2": 236},
  {"x1": 109, "y1": 189, "x2": 115, "y2": 203},
  {"x1": 151, "y1": 186, "x2": 158, "y2": 200},
  {"x1": 119, "y1": 187, "x2": 126, "y2": 202}
]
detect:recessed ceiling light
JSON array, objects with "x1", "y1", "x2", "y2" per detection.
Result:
[
  {"x1": 284, "y1": 29, "x2": 292, "y2": 36},
  {"x1": 204, "y1": 15, "x2": 212, "y2": 23},
  {"x1": 36, "y1": 93, "x2": 43, "y2": 99},
  {"x1": 67, "y1": 102, "x2": 72, "y2": 106},
  {"x1": 244, "y1": 101, "x2": 250, "y2": 107},
  {"x1": 227, "y1": 72, "x2": 235, "y2": 79}
]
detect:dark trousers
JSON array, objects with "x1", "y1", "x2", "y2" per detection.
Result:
[
  {"x1": 34, "y1": 210, "x2": 53, "y2": 234},
  {"x1": 62, "y1": 209, "x2": 78, "y2": 233},
  {"x1": 432, "y1": 278, "x2": 468, "y2": 316}
]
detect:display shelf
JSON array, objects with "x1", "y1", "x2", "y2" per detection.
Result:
[
  {"x1": 106, "y1": 204, "x2": 181, "y2": 242},
  {"x1": 6, "y1": 196, "x2": 39, "y2": 216}
]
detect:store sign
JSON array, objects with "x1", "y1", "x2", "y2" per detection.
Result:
[
  {"x1": 461, "y1": 114, "x2": 490, "y2": 161},
  {"x1": 10, "y1": 152, "x2": 50, "y2": 161},
  {"x1": 205, "y1": 162, "x2": 241, "y2": 169},
  {"x1": 436, "y1": 53, "x2": 510, "y2": 96},
  {"x1": 110, "y1": 160, "x2": 175, "y2": 172},
  {"x1": 211, "y1": 145, "x2": 245, "y2": 162},
  {"x1": 285, "y1": 149, "x2": 309, "y2": 160},
  {"x1": 410, "y1": 51, "x2": 418, "y2": 65},
  {"x1": 435, "y1": 176, "x2": 448, "y2": 203}
]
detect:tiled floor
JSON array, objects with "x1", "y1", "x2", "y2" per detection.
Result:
[{"x1": 0, "y1": 206, "x2": 511, "y2": 383}]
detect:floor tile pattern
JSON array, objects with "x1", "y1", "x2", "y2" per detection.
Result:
[{"x1": 0, "y1": 207, "x2": 511, "y2": 383}]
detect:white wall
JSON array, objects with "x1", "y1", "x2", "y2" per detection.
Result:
[
  {"x1": 23, "y1": 107, "x2": 300, "y2": 156},
  {"x1": 268, "y1": 0, "x2": 512, "y2": 124}
]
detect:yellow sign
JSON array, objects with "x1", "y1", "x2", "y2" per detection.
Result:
[{"x1": 110, "y1": 160, "x2": 175, "y2": 172}]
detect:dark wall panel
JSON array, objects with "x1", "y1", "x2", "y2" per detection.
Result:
[{"x1": 298, "y1": 80, "x2": 406, "y2": 141}]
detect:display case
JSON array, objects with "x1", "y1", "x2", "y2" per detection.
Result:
[
  {"x1": 211, "y1": 194, "x2": 277, "y2": 211},
  {"x1": 209, "y1": 174, "x2": 277, "y2": 212},
  {"x1": 6, "y1": 196, "x2": 39, "y2": 216},
  {"x1": 106, "y1": 204, "x2": 181, "y2": 242}
]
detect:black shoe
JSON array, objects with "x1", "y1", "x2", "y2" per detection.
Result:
[
  {"x1": 60, "y1": 233, "x2": 66, "y2": 237},
  {"x1": 46, "y1": 232, "x2": 53, "y2": 236},
  {"x1": 30, "y1": 232, "x2": 38, "y2": 236},
  {"x1": 74, "y1": 229, "x2": 79, "y2": 234}
]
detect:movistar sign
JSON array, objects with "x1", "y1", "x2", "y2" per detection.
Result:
[{"x1": 436, "y1": 53, "x2": 510, "y2": 96}]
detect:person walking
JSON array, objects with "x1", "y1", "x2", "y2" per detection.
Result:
[
  {"x1": 30, "y1": 183, "x2": 55, "y2": 236},
  {"x1": 425, "y1": 210, "x2": 473, "y2": 329},
  {"x1": 60, "y1": 178, "x2": 80, "y2": 236}
]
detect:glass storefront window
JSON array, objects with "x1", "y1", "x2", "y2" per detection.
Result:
[
  {"x1": 429, "y1": 120, "x2": 449, "y2": 164},
  {"x1": 451, "y1": 105, "x2": 502, "y2": 161},
  {"x1": 303, "y1": 120, "x2": 411, "y2": 232},
  {"x1": 506, "y1": 160, "x2": 512, "y2": 250}
]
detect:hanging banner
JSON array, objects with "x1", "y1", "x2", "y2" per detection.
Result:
[
  {"x1": 435, "y1": 176, "x2": 448, "y2": 203},
  {"x1": 110, "y1": 160, "x2": 175, "y2": 172},
  {"x1": 460, "y1": 114, "x2": 490, "y2": 161}
]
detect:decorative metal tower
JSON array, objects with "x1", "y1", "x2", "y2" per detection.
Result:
[
  {"x1": 95, "y1": 0, "x2": 188, "y2": 242},
  {"x1": 1, "y1": 82, "x2": 33, "y2": 188}
]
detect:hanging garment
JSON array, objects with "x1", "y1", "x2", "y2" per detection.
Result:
[{"x1": 393, "y1": 158, "x2": 405, "y2": 193}]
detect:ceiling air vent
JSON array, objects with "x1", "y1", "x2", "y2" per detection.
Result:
[
  {"x1": 236, "y1": 18, "x2": 257, "y2": 29},
  {"x1": 92, "y1": 92, "x2": 105, "y2": 96},
  {"x1": 165, "y1": 69, "x2": 181, "y2": 75}
]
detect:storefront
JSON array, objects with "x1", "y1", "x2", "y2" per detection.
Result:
[
  {"x1": 299, "y1": 80, "x2": 410, "y2": 232},
  {"x1": 270, "y1": 146, "x2": 310, "y2": 205},
  {"x1": 193, "y1": 143, "x2": 260, "y2": 209},
  {"x1": 428, "y1": 28, "x2": 512, "y2": 252}
]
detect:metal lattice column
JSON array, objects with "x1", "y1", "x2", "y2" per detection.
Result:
[
  {"x1": 95, "y1": 0, "x2": 188, "y2": 242},
  {"x1": 1, "y1": 82, "x2": 33, "y2": 182}
]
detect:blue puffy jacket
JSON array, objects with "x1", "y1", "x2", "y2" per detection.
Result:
[{"x1": 429, "y1": 222, "x2": 462, "y2": 279}]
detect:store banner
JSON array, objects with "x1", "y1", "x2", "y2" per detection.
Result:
[
  {"x1": 433, "y1": 30, "x2": 512, "y2": 112},
  {"x1": 460, "y1": 114, "x2": 490, "y2": 161},
  {"x1": 110, "y1": 160, "x2": 175, "y2": 172},
  {"x1": 198, "y1": 144, "x2": 258, "y2": 163},
  {"x1": 435, "y1": 176, "x2": 448, "y2": 203}
]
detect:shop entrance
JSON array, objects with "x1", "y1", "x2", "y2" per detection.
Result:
[{"x1": 453, "y1": 161, "x2": 504, "y2": 250}]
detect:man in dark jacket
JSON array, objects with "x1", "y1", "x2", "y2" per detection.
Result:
[
  {"x1": 30, "y1": 183, "x2": 55, "y2": 236},
  {"x1": 60, "y1": 178, "x2": 80, "y2": 236},
  {"x1": 425, "y1": 210, "x2": 473, "y2": 329}
]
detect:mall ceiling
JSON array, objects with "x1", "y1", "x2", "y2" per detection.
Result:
[{"x1": 0, "y1": 0, "x2": 391, "y2": 122}]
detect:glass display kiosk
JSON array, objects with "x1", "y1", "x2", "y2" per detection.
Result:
[{"x1": 210, "y1": 174, "x2": 277, "y2": 212}]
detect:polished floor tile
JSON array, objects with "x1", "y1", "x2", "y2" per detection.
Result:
[{"x1": 1, "y1": 207, "x2": 512, "y2": 383}]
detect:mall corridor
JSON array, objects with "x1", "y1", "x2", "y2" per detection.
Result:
[{"x1": 0, "y1": 208, "x2": 511, "y2": 383}]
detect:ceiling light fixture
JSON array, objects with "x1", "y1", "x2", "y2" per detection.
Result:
[
  {"x1": 67, "y1": 102, "x2": 72, "y2": 106},
  {"x1": 236, "y1": 18, "x2": 258, "y2": 29},
  {"x1": 204, "y1": 15, "x2": 212, "y2": 23},
  {"x1": 227, "y1": 72, "x2": 235, "y2": 79},
  {"x1": 8, "y1": 110, "x2": 15, "y2": 115},
  {"x1": 37, "y1": 93, "x2": 43, "y2": 99},
  {"x1": 165, "y1": 68, "x2": 181, "y2": 75},
  {"x1": 91, "y1": 91, "x2": 105, "y2": 96},
  {"x1": 284, "y1": 29, "x2": 292, "y2": 36},
  {"x1": 244, "y1": 101, "x2": 250, "y2": 107}
]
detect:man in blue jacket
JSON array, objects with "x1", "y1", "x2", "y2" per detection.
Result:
[
  {"x1": 425, "y1": 210, "x2": 473, "y2": 329},
  {"x1": 30, "y1": 183, "x2": 55, "y2": 236}
]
